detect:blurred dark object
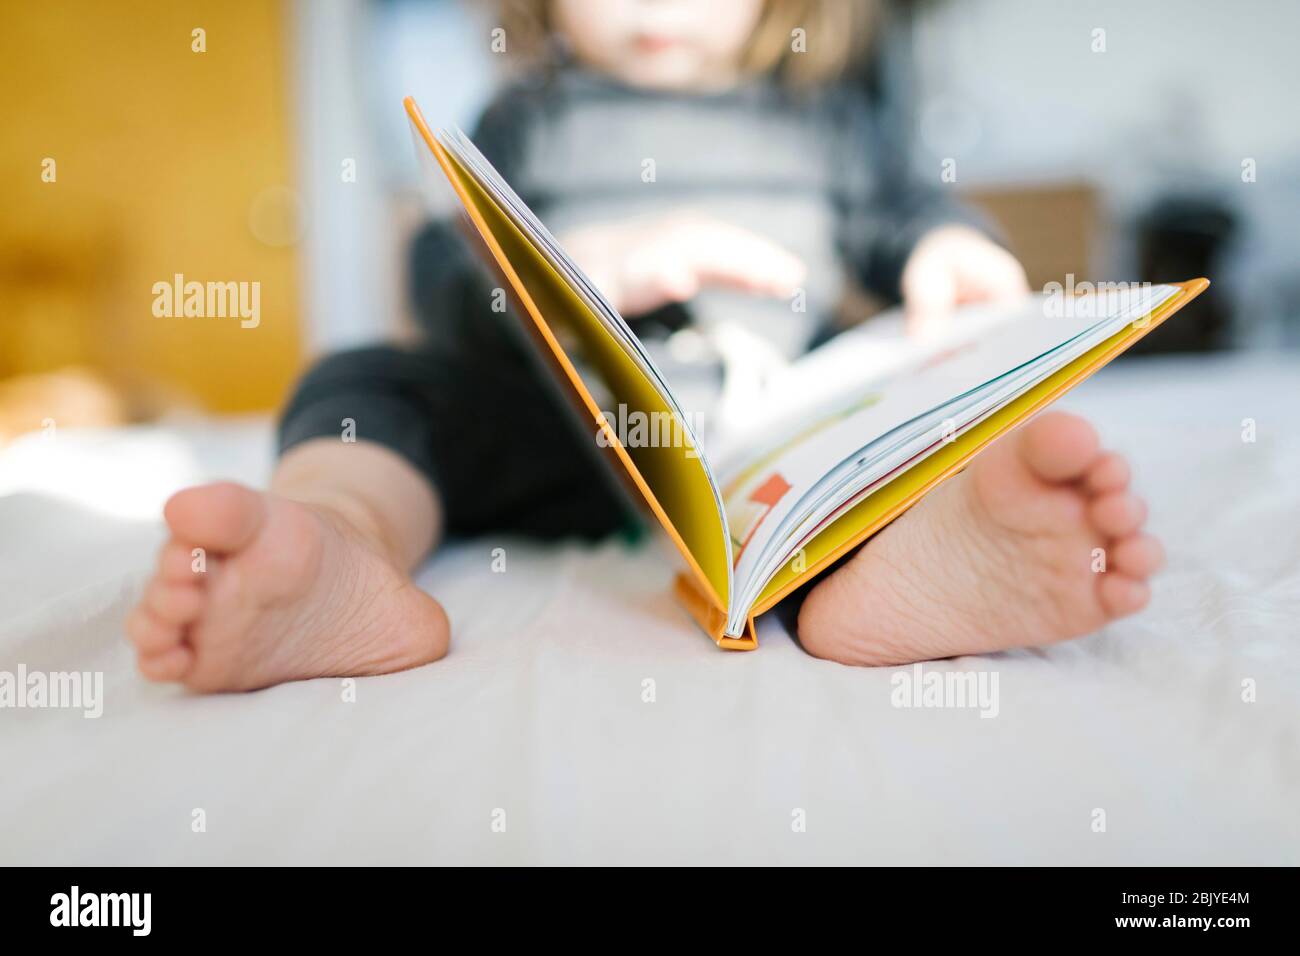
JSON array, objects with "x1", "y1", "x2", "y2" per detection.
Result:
[{"x1": 1127, "y1": 196, "x2": 1236, "y2": 354}]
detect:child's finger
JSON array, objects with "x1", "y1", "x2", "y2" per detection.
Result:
[
  {"x1": 956, "y1": 245, "x2": 1031, "y2": 303},
  {"x1": 902, "y1": 258, "x2": 959, "y2": 337},
  {"x1": 683, "y1": 223, "x2": 806, "y2": 297},
  {"x1": 621, "y1": 247, "x2": 701, "y2": 314}
]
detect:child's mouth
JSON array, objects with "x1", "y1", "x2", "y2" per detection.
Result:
[{"x1": 634, "y1": 33, "x2": 685, "y2": 55}]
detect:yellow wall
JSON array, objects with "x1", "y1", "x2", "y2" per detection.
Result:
[{"x1": 0, "y1": 0, "x2": 302, "y2": 414}]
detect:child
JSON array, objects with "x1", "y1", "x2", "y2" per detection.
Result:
[{"x1": 127, "y1": 0, "x2": 1163, "y2": 691}]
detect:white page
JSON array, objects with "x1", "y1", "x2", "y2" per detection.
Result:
[{"x1": 712, "y1": 301, "x2": 1015, "y2": 475}]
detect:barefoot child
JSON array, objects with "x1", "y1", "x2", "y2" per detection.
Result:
[{"x1": 127, "y1": 0, "x2": 1164, "y2": 690}]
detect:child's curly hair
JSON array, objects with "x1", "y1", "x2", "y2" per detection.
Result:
[{"x1": 494, "y1": 0, "x2": 878, "y2": 88}]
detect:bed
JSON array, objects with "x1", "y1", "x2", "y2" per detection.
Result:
[{"x1": 1, "y1": 352, "x2": 1297, "y2": 865}]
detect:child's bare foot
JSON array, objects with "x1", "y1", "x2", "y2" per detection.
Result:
[
  {"x1": 125, "y1": 482, "x2": 449, "y2": 692},
  {"x1": 798, "y1": 411, "x2": 1163, "y2": 666}
]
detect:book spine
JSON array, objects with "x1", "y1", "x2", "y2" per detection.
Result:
[{"x1": 672, "y1": 573, "x2": 758, "y2": 651}]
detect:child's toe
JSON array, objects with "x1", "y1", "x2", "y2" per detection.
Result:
[
  {"x1": 1097, "y1": 573, "x2": 1151, "y2": 618},
  {"x1": 1018, "y1": 411, "x2": 1101, "y2": 483},
  {"x1": 143, "y1": 580, "x2": 206, "y2": 626},
  {"x1": 157, "y1": 539, "x2": 212, "y2": 583},
  {"x1": 1088, "y1": 491, "x2": 1148, "y2": 537},
  {"x1": 1084, "y1": 452, "x2": 1131, "y2": 494},
  {"x1": 125, "y1": 605, "x2": 182, "y2": 654},
  {"x1": 137, "y1": 644, "x2": 195, "y2": 682},
  {"x1": 1110, "y1": 533, "x2": 1165, "y2": 578}
]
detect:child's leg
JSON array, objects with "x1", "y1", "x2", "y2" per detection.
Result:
[
  {"x1": 126, "y1": 342, "x2": 631, "y2": 692},
  {"x1": 797, "y1": 411, "x2": 1164, "y2": 665}
]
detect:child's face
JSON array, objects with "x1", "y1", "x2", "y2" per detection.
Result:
[{"x1": 551, "y1": 0, "x2": 764, "y2": 91}]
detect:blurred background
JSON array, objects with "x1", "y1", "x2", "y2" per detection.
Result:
[{"x1": 2, "y1": 0, "x2": 1298, "y2": 446}]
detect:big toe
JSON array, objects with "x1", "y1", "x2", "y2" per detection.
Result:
[
  {"x1": 163, "y1": 481, "x2": 266, "y2": 552},
  {"x1": 1017, "y1": 411, "x2": 1101, "y2": 483}
]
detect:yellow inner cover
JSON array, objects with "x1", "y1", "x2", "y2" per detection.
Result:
[{"x1": 412, "y1": 108, "x2": 731, "y2": 610}]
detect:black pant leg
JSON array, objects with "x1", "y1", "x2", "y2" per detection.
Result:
[{"x1": 277, "y1": 342, "x2": 635, "y2": 540}]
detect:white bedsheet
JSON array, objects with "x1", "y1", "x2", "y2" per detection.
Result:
[{"x1": 1, "y1": 354, "x2": 1297, "y2": 865}]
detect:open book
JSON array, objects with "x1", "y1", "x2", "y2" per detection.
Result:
[{"x1": 405, "y1": 96, "x2": 1208, "y2": 650}]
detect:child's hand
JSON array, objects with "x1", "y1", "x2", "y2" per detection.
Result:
[
  {"x1": 559, "y1": 214, "x2": 807, "y2": 317},
  {"x1": 900, "y1": 225, "x2": 1030, "y2": 336}
]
